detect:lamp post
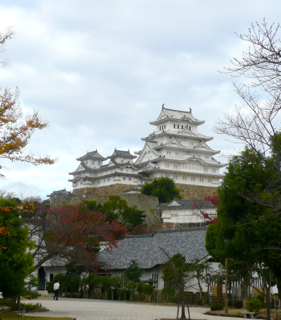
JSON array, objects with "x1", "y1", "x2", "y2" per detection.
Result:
[{"x1": 225, "y1": 257, "x2": 228, "y2": 314}]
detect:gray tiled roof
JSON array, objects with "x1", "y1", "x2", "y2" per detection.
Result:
[
  {"x1": 98, "y1": 228, "x2": 208, "y2": 270},
  {"x1": 47, "y1": 189, "x2": 72, "y2": 198},
  {"x1": 77, "y1": 150, "x2": 107, "y2": 161},
  {"x1": 108, "y1": 149, "x2": 137, "y2": 159},
  {"x1": 159, "y1": 199, "x2": 215, "y2": 210}
]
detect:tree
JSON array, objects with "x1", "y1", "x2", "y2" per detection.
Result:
[
  {"x1": 223, "y1": 20, "x2": 281, "y2": 93},
  {"x1": 124, "y1": 260, "x2": 143, "y2": 283},
  {"x1": 215, "y1": 20, "x2": 281, "y2": 201},
  {"x1": 190, "y1": 259, "x2": 211, "y2": 300},
  {"x1": 141, "y1": 177, "x2": 181, "y2": 203},
  {"x1": 0, "y1": 199, "x2": 34, "y2": 304},
  {"x1": 84, "y1": 196, "x2": 146, "y2": 231},
  {"x1": 162, "y1": 253, "x2": 191, "y2": 319},
  {"x1": 191, "y1": 196, "x2": 218, "y2": 225},
  {"x1": 23, "y1": 202, "x2": 127, "y2": 271},
  {"x1": 0, "y1": 28, "x2": 55, "y2": 176},
  {"x1": 205, "y1": 148, "x2": 281, "y2": 320}
]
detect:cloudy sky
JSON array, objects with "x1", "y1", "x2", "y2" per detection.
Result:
[{"x1": 0, "y1": 0, "x2": 280, "y2": 199}]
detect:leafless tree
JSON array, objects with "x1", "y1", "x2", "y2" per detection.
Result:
[
  {"x1": 216, "y1": 20, "x2": 281, "y2": 155},
  {"x1": 215, "y1": 20, "x2": 281, "y2": 210},
  {"x1": 224, "y1": 20, "x2": 281, "y2": 92},
  {"x1": 0, "y1": 27, "x2": 14, "y2": 66}
]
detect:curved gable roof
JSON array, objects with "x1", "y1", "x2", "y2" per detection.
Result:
[{"x1": 98, "y1": 228, "x2": 208, "y2": 270}]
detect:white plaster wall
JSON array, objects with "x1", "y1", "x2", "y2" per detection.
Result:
[{"x1": 162, "y1": 208, "x2": 216, "y2": 224}]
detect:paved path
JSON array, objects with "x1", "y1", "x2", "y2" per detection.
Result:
[{"x1": 22, "y1": 298, "x2": 246, "y2": 320}]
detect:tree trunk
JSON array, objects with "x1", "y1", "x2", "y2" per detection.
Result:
[
  {"x1": 265, "y1": 285, "x2": 271, "y2": 320},
  {"x1": 180, "y1": 297, "x2": 186, "y2": 319},
  {"x1": 277, "y1": 282, "x2": 281, "y2": 300}
]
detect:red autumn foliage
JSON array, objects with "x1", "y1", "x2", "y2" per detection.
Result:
[
  {"x1": 191, "y1": 195, "x2": 219, "y2": 225},
  {"x1": 26, "y1": 203, "x2": 127, "y2": 270}
]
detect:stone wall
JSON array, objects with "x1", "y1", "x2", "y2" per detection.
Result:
[
  {"x1": 49, "y1": 183, "x2": 218, "y2": 227},
  {"x1": 176, "y1": 184, "x2": 218, "y2": 200},
  {"x1": 50, "y1": 193, "x2": 161, "y2": 226},
  {"x1": 73, "y1": 183, "x2": 218, "y2": 200},
  {"x1": 73, "y1": 184, "x2": 135, "y2": 197}
]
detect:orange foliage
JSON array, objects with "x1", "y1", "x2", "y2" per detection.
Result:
[
  {"x1": 20, "y1": 202, "x2": 36, "y2": 214},
  {"x1": 0, "y1": 29, "x2": 55, "y2": 176}
]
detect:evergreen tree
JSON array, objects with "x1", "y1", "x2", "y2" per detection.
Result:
[
  {"x1": 141, "y1": 177, "x2": 181, "y2": 203},
  {"x1": 0, "y1": 199, "x2": 34, "y2": 303}
]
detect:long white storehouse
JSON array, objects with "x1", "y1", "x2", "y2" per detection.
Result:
[{"x1": 69, "y1": 106, "x2": 225, "y2": 196}]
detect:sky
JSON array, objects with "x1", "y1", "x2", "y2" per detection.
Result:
[{"x1": 0, "y1": 0, "x2": 280, "y2": 200}]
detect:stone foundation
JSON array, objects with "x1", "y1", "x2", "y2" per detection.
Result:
[
  {"x1": 72, "y1": 183, "x2": 218, "y2": 200},
  {"x1": 176, "y1": 184, "x2": 218, "y2": 200},
  {"x1": 50, "y1": 184, "x2": 218, "y2": 227},
  {"x1": 50, "y1": 193, "x2": 160, "y2": 226},
  {"x1": 73, "y1": 184, "x2": 135, "y2": 197}
]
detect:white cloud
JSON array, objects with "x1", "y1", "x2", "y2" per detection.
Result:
[{"x1": 0, "y1": 0, "x2": 279, "y2": 198}]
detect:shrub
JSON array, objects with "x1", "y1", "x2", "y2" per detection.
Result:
[
  {"x1": 18, "y1": 303, "x2": 43, "y2": 311},
  {"x1": 210, "y1": 303, "x2": 224, "y2": 311},
  {"x1": 256, "y1": 295, "x2": 265, "y2": 303},
  {"x1": 161, "y1": 287, "x2": 176, "y2": 303},
  {"x1": 0, "y1": 299, "x2": 12, "y2": 306},
  {"x1": 246, "y1": 299, "x2": 263, "y2": 312},
  {"x1": 46, "y1": 281, "x2": 54, "y2": 292},
  {"x1": 197, "y1": 299, "x2": 203, "y2": 305},
  {"x1": 233, "y1": 300, "x2": 243, "y2": 309},
  {"x1": 22, "y1": 290, "x2": 41, "y2": 300}
]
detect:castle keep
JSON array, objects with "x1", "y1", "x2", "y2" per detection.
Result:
[{"x1": 69, "y1": 105, "x2": 225, "y2": 199}]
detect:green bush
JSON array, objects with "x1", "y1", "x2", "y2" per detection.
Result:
[
  {"x1": 46, "y1": 281, "x2": 54, "y2": 292},
  {"x1": 119, "y1": 289, "x2": 130, "y2": 301},
  {"x1": 197, "y1": 299, "x2": 203, "y2": 305},
  {"x1": 22, "y1": 290, "x2": 41, "y2": 300},
  {"x1": 18, "y1": 303, "x2": 43, "y2": 311},
  {"x1": 233, "y1": 300, "x2": 243, "y2": 309},
  {"x1": 161, "y1": 287, "x2": 176, "y2": 303},
  {"x1": 256, "y1": 295, "x2": 265, "y2": 303},
  {"x1": 0, "y1": 298, "x2": 12, "y2": 306},
  {"x1": 246, "y1": 299, "x2": 263, "y2": 312},
  {"x1": 210, "y1": 303, "x2": 224, "y2": 311}
]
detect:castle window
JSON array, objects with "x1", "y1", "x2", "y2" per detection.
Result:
[
  {"x1": 108, "y1": 178, "x2": 110, "y2": 181},
  {"x1": 92, "y1": 160, "x2": 94, "y2": 164},
  {"x1": 165, "y1": 164, "x2": 169, "y2": 168},
  {"x1": 212, "y1": 168, "x2": 216, "y2": 173},
  {"x1": 174, "y1": 124, "x2": 176, "y2": 128},
  {"x1": 174, "y1": 175, "x2": 178, "y2": 180},
  {"x1": 123, "y1": 177, "x2": 126, "y2": 180},
  {"x1": 205, "y1": 155, "x2": 209, "y2": 159},
  {"x1": 204, "y1": 168, "x2": 208, "y2": 172},
  {"x1": 129, "y1": 178, "x2": 131, "y2": 181},
  {"x1": 174, "y1": 164, "x2": 178, "y2": 169},
  {"x1": 200, "y1": 178, "x2": 204, "y2": 182},
  {"x1": 191, "y1": 177, "x2": 195, "y2": 181},
  {"x1": 208, "y1": 179, "x2": 212, "y2": 183},
  {"x1": 98, "y1": 180, "x2": 100, "y2": 184}
]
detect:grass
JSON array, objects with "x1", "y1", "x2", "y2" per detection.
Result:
[{"x1": 0, "y1": 312, "x2": 72, "y2": 320}]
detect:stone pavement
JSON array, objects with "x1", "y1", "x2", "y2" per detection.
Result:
[{"x1": 22, "y1": 298, "x2": 246, "y2": 320}]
